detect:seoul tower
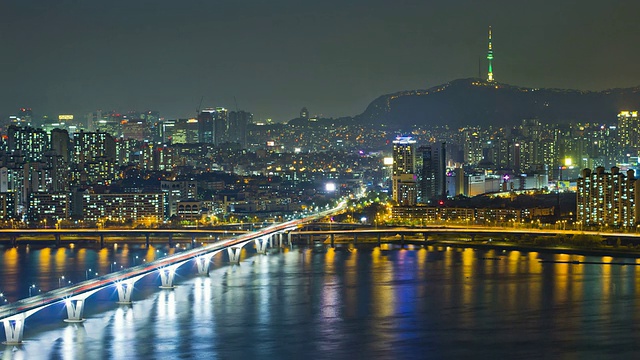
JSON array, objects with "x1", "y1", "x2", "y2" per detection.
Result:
[{"x1": 487, "y1": 26, "x2": 494, "y2": 82}]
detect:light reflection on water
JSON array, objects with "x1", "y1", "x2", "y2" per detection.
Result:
[{"x1": 1, "y1": 244, "x2": 640, "y2": 358}]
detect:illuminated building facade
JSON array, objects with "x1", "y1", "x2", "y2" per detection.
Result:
[
  {"x1": 392, "y1": 136, "x2": 417, "y2": 205},
  {"x1": 7, "y1": 125, "x2": 49, "y2": 162},
  {"x1": 72, "y1": 131, "x2": 117, "y2": 185},
  {"x1": 617, "y1": 111, "x2": 640, "y2": 157},
  {"x1": 577, "y1": 167, "x2": 639, "y2": 228},
  {"x1": 27, "y1": 193, "x2": 69, "y2": 222},
  {"x1": 81, "y1": 193, "x2": 164, "y2": 222}
]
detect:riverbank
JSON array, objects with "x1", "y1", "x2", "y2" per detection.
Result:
[{"x1": 426, "y1": 239, "x2": 640, "y2": 259}]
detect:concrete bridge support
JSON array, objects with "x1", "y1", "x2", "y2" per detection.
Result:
[
  {"x1": 55, "y1": 234, "x2": 61, "y2": 247},
  {"x1": 145, "y1": 234, "x2": 150, "y2": 248},
  {"x1": 255, "y1": 236, "x2": 270, "y2": 254},
  {"x1": 195, "y1": 251, "x2": 220, "y2": 275},
  {"x1": 2, "y1": 314, "x2": 25, "y2": 345},
  {"x1": 115, "y1": 274, "x2": 147, "y2": 304},
  {"x1": 227, "y1": 246, "x2": 243, "y2": 264},
  {"x1": 159, "y1": 267, "x2": 177, "y2": 289},
  {"x1": 2, "y1": 308, "x2": 40, "y2": 345},
  {"x1": 168, "y1": 234, "x2": 174, "y2": 248},
  {"x1": 65, "y1": 292, "x2": 102, "y2": 322},
  {"x1": 116, "y1": 281, "x2": 136, "y2": 305},
  {"x1": 10, "y1": 235, "x2": 16, "y2": 247},
  {"x1": 331, "y1": 234, "x2": 335, "y2": 248},
  {"x1": 64, "y1": 299, "x2": 86, "y2": 323},
  {"x1": 100, "y1": 234, "x2": 105, "y2": 248}
]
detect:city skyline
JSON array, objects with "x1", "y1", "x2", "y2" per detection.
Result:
[{"x1": 1, "y1": 1, "x2": 639, "y2": 122}]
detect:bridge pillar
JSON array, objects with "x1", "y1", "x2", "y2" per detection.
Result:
[
  {"x1": 470, "y1": 234, "x2": 476, "y2": 241},
  {"x1": 159, "y1": 267, "x2": 177, "y2": 289},
  {"x1": 145, "y1": 234, "x2": 150, "y2": 248},
  {"x1": 168, "y1": 234, "x2": 173, "y2": 248},
  {"x1": 116, "y1": 281, "x2": 136, "y2": 304},
  {"x1": 100, "y1": 234, "x2": 105, "y2": 248},
  {"x1": 195, "y1": 253, "x2": 217, "y2": 275},
  {"x1": 401, "y1": 234, "x2": 405, "y2": 248},
  {"x1": 55, "y1": 234, "x2": 61, "y2": 247},
  {"x1": 255, "y1": 236, "x2": 269, "y2": 254},
  {"x1": 354, "y1": 234, "x2": 358, "y2": 245},
  {"x1": 191, "y1": 235, "x2": 196, "y2": 248},
  {"x1": 331, "y1": 234, "x2": 335, "y2": 248},
  {"x1": 424, "y1": 233, "x2": 429, "y2": 242},
  {"x1": 227, "y1": 246, "x2": 242, "y2": 264},
  {"x1": 64, "y1": 299, "x2": 86, "y2": 323},
  {"x1": 377, "y1": 233, "x2": 381, "y2": 247},
  {"x1": 10, "y1": 235, "x2": 16, "y2": 247},
  {"x1": 2, "y1": 314, "x2": 25, "y2": 345}
]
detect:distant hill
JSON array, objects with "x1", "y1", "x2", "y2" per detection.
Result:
[{"x1": 353, "y1": 78, "x2": 640, "y2": 129}]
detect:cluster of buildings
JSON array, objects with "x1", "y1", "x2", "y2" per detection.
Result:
[{"x1": 4, "y1": 101, "x2": 640, "y2": 229}]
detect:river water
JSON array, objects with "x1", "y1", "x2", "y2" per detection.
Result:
[{"x1": 1, "y1": 243, "x2": 640, "y2": 359}]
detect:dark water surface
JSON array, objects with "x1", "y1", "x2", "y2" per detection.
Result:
[{"x1": 1, "y1": 243, "x2": 640, "y2": 359}]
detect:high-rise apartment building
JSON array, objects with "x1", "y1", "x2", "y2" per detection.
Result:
[
  {"x1": 7, "y1": 125, "x2": 49, "y2": 163},
  {"x1": 618, "y1": 111, "x2": 640, "y2": 157},
  {"x1": 392, "y1": 136, "x2": 417, "y2": 206},
  {"x1": 72, "y1": 131, "x2": 117, "y2": 186},
  {"x1": 577, "y1": 167, "x2": 639, "y2": 228}
]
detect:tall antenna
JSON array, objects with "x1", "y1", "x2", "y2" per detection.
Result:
[{"x1": 487, "y1": 26, "x2": 494, "y2": 82}]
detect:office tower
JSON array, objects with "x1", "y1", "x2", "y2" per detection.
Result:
[
  {"x1": 214, "y1": 107, "x2": 228, "y2": 146},
  {"x1": 198, "y1": 109, "x2": 215, "y2": 144},
  {"x1": 172, "y1": 118, "x2": 199, "y2": 144},
  {"x1": 392, "y1": 136, "x2": 417, "y2": 205},
  {"x1": 487, "y1": 26, "x2": 494, "y2": 82},
  {"x1": 577, "y1": 167, "x2": 639, "y2": 228},
  {"x1": 92, "y1": 111, "x2": 124, "y2": 138},
  {"x1": 7, "y1": 125, "x2": 49, "y2": 162},
  {"x1": 228, "y1": 110, "x2": 252, "y2": 148},
  {"x1": 617, "y1": 111, "x2": 640, "y2": 157},
  {"x1": 462, "y1": 128, "x2": 483, "y2": 165},
  {"x1": 418, "y1": 142, "x2": 447, "y2": 202},
  {"x1": 122, "y1": 119, "x2": 150, "y2": 141}
]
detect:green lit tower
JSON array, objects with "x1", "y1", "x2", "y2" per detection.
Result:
[{"x1": 487, "y1": 26, "x2": 494, "y2": 82}]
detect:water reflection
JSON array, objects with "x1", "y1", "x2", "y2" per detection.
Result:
[{"x1": 2, "y1": 245, "x2": 640, "y2": 358}]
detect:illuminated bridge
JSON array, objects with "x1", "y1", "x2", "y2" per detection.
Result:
[
  {"x1": 292, "y1": 226, "x2": 640, "y2": 247},
  {"x1": 0, "y1": 204, "x2": 344, "y2": 345}
]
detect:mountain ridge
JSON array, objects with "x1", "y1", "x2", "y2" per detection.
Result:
[{"x1": 351, "y1": 78, "x2": 640, "y2": 129}]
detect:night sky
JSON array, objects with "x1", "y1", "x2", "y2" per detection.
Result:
[{"x1": 1, "y1": 0, "x2": 639, "y2": 122}]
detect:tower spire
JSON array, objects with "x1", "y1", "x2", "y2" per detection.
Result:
[{"x1": 487, "y1": 26, "x2": 494, "y2": 82}]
